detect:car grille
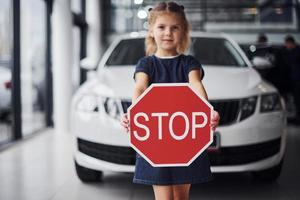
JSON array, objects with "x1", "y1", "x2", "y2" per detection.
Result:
[
  {"x1": 121, "y1": 100, "x2": 132, "y2": 114},
  {"x1": 121, "y1": 99, "x2": 240, "y2": 126},
  {"x1": 78, "y1": 138, "x2": 136, "y2": 165},
  {"x1": 77, "y1": 138, "x2": 281, "y2": 166},
  {"x1": 209, "y1": 100, "x2": 240, "y2": 125},
  {"x1": 208, "y1": 138, "x2": 281, "y2": 166}
]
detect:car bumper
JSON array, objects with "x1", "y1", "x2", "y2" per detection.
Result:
[
  {"x1": 72, "y1": 109, "x2": 287, "y2": 173},
  {"x1": 74, "y1": 135, "x2": 285, "y2": 173}
]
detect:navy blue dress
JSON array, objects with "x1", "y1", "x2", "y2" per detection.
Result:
[{"x1": 132, "y1": 54, "x2": 213, "y2": 185}]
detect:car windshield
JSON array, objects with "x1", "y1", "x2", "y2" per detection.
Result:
[{"x1": 106, "y1": 37, "x2": 247, "y2": 67}]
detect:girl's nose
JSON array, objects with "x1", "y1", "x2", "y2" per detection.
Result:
[{"x1": 165, "y1": 28, "x2": 171, "y2": 36}]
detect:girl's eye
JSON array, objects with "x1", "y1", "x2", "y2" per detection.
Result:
[
  {"x1": 171, "y1": 26, "x2": 179, "y2": 31},
  {"x1": 158, "y1": 26, "x2": 164, "y2": 29}
]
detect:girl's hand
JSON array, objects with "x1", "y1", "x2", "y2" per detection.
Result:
[
  {"x1": 211, "y1": 110, "x2": 220, "y2": 132},
  {"x1": 121, "y1": 113, "x2": 130, "y2": 133}
]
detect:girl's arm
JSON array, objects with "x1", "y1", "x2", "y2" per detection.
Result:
[
  {"x1": 121, "y1": 72, "x2": 149, "y2": 133},
  {"x1": 188, "y1": 69, "x2": 220, "y2": 131},
  {"x1": 188, "y1": 69, "x2": 208, "y2": 100},
  {"x1": 132, "y1": 72, "x2": 150, "y2": 102}
]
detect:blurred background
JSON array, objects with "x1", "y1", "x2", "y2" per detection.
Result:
[
  {"x1": 0, "y1": 0, "x2": 299, "y2": 199},
  {"x1": 1, "y1": 0, "x2": 299, "y2": 144}
]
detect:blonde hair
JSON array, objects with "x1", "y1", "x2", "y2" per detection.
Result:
[{"x1": 145, "y1": 2, "x2": 191, "y2": 56}]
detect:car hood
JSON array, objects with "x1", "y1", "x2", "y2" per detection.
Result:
[{"x1": 91, "y1": 65, "x2": 276, "y2": 100}]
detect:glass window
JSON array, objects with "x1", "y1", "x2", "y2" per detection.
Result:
[
  {"x1": 71, "y1": 0, "x2": 84, "y2": 90},
  {"x1": 105, "y1": 37, "x2": 247, "y2": 67},
  {"x1": 191, "y1": 38, "x2": 247, "y2": 67},
  {"x1": 72, "y1": 27, "x2": 81, "y2": 91},
  {"x1": 105, "y1": 0, "x2": 299, "y2": 33},
  {"x1": 0, "y1": 0, "x2": 13, "y2": 144},
  {"x1": 71, "y1": 0, "x2": 82, "y2": 14},
  {"x1": 21, "y1": 0, "x2": 46, "y2": 136},
  {"x1": 106, "y1": 38, "x2": 145, "y2": 66}
]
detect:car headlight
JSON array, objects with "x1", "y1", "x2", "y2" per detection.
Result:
[
  {"x1": 76, "y1": 95, "x2": 122, "y2": 119},
  {"x1": 240, "y1": 96, "x2": 257, "y2": 121},
  {"x1": 103, "y1": 97, "x2": 122, "y2": 119},
  {"x1": 260, "y1": 93, "x2": 282, "y2": 113},
  {"x1": 76, "y1": 95, "x2": 98, "y2": 112}
]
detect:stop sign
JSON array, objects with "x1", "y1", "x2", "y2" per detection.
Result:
[{"x1": 128, "y1": 83, "x2": 213, "y2": 167}]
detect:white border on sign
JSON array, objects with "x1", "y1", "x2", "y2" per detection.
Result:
[{"x1": 128, "y1": 83, "x2": 214, "y2": 167}]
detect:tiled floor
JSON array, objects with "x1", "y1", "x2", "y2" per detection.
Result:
[{"x1": 0, "y1": 126, "x2": 299, "y2": 200}]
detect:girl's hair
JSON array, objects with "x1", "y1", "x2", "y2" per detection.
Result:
[{"x1": 145, "y1": 1, "x2": 190, "y2": 56}]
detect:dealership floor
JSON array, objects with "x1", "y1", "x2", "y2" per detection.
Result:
[{"x1": 0, "y1": 125, "x2": 299, "y2": 200}]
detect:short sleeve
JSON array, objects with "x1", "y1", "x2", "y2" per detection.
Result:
[
  {"x1": 185, "y1": 55, "x2": 205, "y2": 80},
  {"x1": 133, "y1": 57, "x2": 152, "y2": 80}
]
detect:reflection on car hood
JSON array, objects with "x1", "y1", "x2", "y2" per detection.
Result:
[
  {"x1": 94, "y1": 65, "x2": 275, "y2": 100},
  {"x1": 202, "y1": 66, "x2": 267, "y2": 99},
  {"x1": 95, "y1": 66, "x2": 136, "y2": 99}
]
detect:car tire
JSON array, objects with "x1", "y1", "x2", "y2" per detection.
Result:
[
  {"x1": 252, "y1": 159, "x2": 283, "y2": 182},
  {"x1": 0, "y1": 111, "x2": 11, "y2": 122},
  {"x1": 75, "y1": 160, "x2": 103, "y2": 182}
]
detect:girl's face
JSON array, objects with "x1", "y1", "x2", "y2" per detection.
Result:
[{"x1": 150, "y1": 13, "x2": 183, "y2": 56}]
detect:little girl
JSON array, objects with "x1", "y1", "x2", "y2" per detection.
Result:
[{"x1": 121, "y1": 2, "x2": 220, "y2": 200}]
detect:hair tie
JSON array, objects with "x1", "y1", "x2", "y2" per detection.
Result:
[{"x1": 180, "y1": 5, "x2": 184, "y2": 10}]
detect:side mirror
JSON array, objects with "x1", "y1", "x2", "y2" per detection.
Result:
[
  {"x1": 252, "y1": 56, "x2": 272, "y2": 70},
  {"x1": 80, "y1": 57, "x2": 98, "y2": 70}
]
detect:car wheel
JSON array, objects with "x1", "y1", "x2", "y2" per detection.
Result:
[
  {"x1": 0, "y1": 111, "x2": 11, "y2": 122},
  {"x1": 75, "y1": 160, "x2": 103, "y2": 182},
  {"x1": 252, "y1": 159, "x2": 283, "y2": 182}
]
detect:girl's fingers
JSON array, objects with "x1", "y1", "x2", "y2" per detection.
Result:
[
  {"x1": 212, "y1": 111, "x2": 220, "y2": 121},
  {"x1": 125, "y1": 125, "x2": 131, "y2": 133},
  {"x1": 210, "y1": 123, "x2": 216, "y2": 130},
  {"x1": 210, "y1": 110, "x2": 220, "y2": 131},
  {"x1": 121, "y1": 122, "x2": 129, "y2": 132},
  {"x1": 120, "y1": 113, "x2": 130, "y2": 133},
  {"x1": 121, "y1": 121, "x2": 127, "y2": 128},
  {"x1": 121, "y1": 114, "x2": 128, "y2": 122},
  {"x1": 121, "y1": 119, "x2": 128, "y2": 125},
  {"x1": 123, "y1": 127, "x2": 129, "y2": 133}
]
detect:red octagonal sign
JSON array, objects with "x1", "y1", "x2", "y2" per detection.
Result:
[{"x1": 128, "y1": 83, "x2": 213, "y2": 167}]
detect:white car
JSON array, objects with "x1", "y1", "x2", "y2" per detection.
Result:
[
  {"x1": 0, "y1": 61, "x2": 11, "y2": 120},
  {"x1": 71, "y1": 32, "x2": 287, "y2": 182}
]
